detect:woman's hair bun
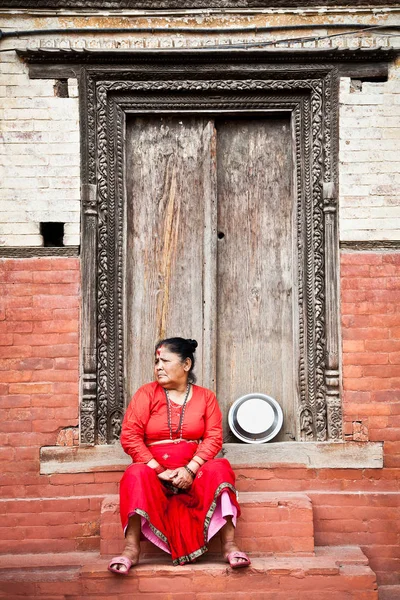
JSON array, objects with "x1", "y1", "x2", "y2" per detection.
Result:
[{"x1": 187, "y1": 339, "x2": 198, "y2": 351}]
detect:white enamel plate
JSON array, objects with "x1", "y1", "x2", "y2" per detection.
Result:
[{"x1": 228, "y1": 393, "x2": 283, "y2": 444}]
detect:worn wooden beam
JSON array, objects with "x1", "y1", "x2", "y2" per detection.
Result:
[
  {"x1": 5, "y1": 0, "x2": 400, "y2": 9},
  {"x1": 40, "y1": 441, "x2": 383, "y2": 474}
]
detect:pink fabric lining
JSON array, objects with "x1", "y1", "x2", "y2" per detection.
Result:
[
  {"x1": 207, "y1": 490, "x2": 237, "y2": 541},
  {"x1": 136, "y1": 490, "x2": 237, "y2": 554}
]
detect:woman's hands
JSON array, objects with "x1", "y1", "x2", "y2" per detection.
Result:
[
  {"x1": 157, "y1": 467, "x2": 194, "y2": 490},
  {"x1": 157, "y1": 469, "x2": 178, "y2": 482},
  {"x1": 170, "y1": 466, "x2": 194, "y2": 490},
  {"x1": 148, "y1": 456, "x2": 204, "y2": 490}
]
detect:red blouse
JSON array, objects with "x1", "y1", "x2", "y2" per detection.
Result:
[{"x1": 120, "y1": 382, "x2": 223, "y2": 464}]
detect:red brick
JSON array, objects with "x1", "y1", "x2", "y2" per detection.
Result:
[
  {"x1": 369, "y1": 429, "x2": 400, "y2": 442},
  {"x1": 8, "y1": 382, "x2": 53, "y2": 394},
  {"x1": 16, "y1": 357, "x2": 54, "y2": 370},
  {"x1": 54, "y1": 407, "x2": 78, "y2": 421},
  {"x1": 2, "y1": 296, "x2": 32, "y2": 308},
  {"x1": 32, "y1": 295, "x2": 78, "y2": 309},
  {"x1": 5, "y1": 321, "x2": 33, "y2": 333},
  {"x1": 0, "y1": 420, "x2": 32, "y2": 433},
  {"x1": 343, "y1": 340, "x2": 365, "y2": 352},
  {"x1": 371, "y1": 390, "x2": 400, "y2": 403},
  {"x1": 0, "y1": 345, "x2": 32, "y2": 358},
  {"x1": 370, "y1": 265, "x2": 398, "y2": 276},
  {"x1": 31, "y1": 419, "x2": 68, "y2": 433},
  {"x1": 1, "y1": 270, "x2": 33, "y2": 283},
  {"x1": 341, "y1": 264, "x2": 370, "y2": 277},
  {"x1": 30, "y1": 393, "x2": 76, "y2": 407},
  {"x1": 389, "y1": 352, "x2": 400, "y2": 364},
  {"x1": 343, "y1": 365, "x2": 363, "y2": 378},
  {"x1": 344, "y1": 404, "x2": 391, "y2": 417},
  {"x1": 343, "y1": 352, "x2": 388, "y2": 366},
  {"x1": 0, "y1": 446, "x2": 15, "y2": 461},
  {"x1": 6, "y1": 308, "x2": 55, "y2": 321},
  {"x1": 342, "y1": 277, "x2": 388, "y2": 290},
  {"x1": 49, "y1": 257, "x2": 80, "y2": 271},
  {"x1": 363, "y1": 365, "x2": 400, "y2": 378},
  {"x1": 344, "y1": 378, "x2": 393, "y2": 391},
  {"x1": 342, "y1": 302, "x2": 396, "y2": 316},
  {"x1": 32, "y1": 270, "x2": 79, "y2": 284},
  {"x1": 30, "y1": 370, "x2": 78, "y2": 382},
  {"x1": 382, "y1": 254, "x2": 400, "y2": 265},
  {"x1": 341, "y1": 290, "x2": 368, "y2": 303},
  {"x1": 33, "y1": 320, "x2": 78, "y2": 333},
  {"x1": 369, "y1": 290, "x2": 400, "y2": 302},
  {"x1": 343, "y1": 328, "x2": 389, "y2": 341},
  {"x1": 31, "y1": 344, "x2": 78, "y2": 358},
  {"x1": 0, "y1": 371, "x2": 32, "y2": 383},
  {"x1": 13, "y1": 332, "x2": 78, "y2": 346},
  {"x1": 53, "y1": 308, "x2": 79, "y2": 319},
  {"x1": 368, "y1": 416, "x2": 389, "y2": 428},
  {"x1": 0, "y1": 334, "x2": 13, "y2": 346},
  {"x1": 343, "y1": 391, "x2": 371, "y2": 403},
  {"x1": 341, "y1": 252, "x2": 383, "y2": 265},
  {"x1": 54, "y1": 357, "x2": 78, "y2": 369},
  {"x1": 373, "y1": 314, "x2": 400, "y2": 327}
]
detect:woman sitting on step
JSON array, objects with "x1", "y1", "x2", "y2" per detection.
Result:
[{"x1": 108, "y1": 337, "x2": 251, "y2": 575}]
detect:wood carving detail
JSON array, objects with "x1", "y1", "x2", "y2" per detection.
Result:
[
  {"x1": 75, "y1": 60, "x2": 341, "y2": 444},
  {"x1": 3, "y1": 0, "x2": 399, "y2": 8}
]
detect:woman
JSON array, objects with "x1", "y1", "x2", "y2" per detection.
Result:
[{"x1": 108, "y1": 337, "x2": 251, "y2": 574}]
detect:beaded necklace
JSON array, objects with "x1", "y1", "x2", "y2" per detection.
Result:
[{"x1": 165, "y1": 384, "x2": 191, "y2": 440}]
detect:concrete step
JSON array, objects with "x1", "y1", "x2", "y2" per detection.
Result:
[
  {"x1": 0, "y1": 547, "x2": 378, "y2": 600},
  {"x1": 100, "y1": 491, "x2": 315, "y2": 557},
  {"x1": 0, "y1": 496, "x2": 103, "y2": 554}
]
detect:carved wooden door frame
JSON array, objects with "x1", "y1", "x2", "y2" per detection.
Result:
[
  {"x1": 17, "y1": 47, "x2": 398, "y2": 447},
  {"x1": 73, "y1": 53, "x2": 341, "y2": 445}
]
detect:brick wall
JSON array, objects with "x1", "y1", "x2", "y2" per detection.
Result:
[
  {"x1": 341, "y1": 252, "x2": 400, "y2": 448},
  {"x1": 339, "y1": 60, "x2": 400, "y2": 242},
  {"x1": 1, "y1": 252, "x2": 400, "y2": 591},
  {"x1": 0, "y1": 257, "x2": 81, "y2": 499},
  {"x1": 0, "y1": 53, "x2": 80, "y2": 247}
]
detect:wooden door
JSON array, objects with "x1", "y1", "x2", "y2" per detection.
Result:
[
  {"x1": 216, "y1": 117, "x2": 294, "y2": 441},
  {"x1": 125, "y1": 114, "x2": 295, "y2": 441}
]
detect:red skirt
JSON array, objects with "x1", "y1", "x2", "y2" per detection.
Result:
[{"x1": 119, "y1": 442, "x2": 240, "y2": 565}]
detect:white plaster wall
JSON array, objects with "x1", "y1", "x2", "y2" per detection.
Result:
[
  {"x1": 0, "y1": 51, "x2": 80, "y2": 247},
  {"x1": 0, "y1": 13, "x2": 399, "y2": 247},
  {"x1": 339, "y1": 60, "x2": 400, "y2": 242}
]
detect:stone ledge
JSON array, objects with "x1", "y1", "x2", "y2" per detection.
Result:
[{"x1": 39, "y1": 441, "x2": 383, "y2": 475}]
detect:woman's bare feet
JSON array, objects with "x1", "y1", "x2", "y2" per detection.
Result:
[
  {"x1": 220, "y1": 517, "x2": 251, "y2": 568},
  {"x1": 108, "y1": 542, "x2": 140, "y2": 574},
  {"x1": 221, "y1": 540, "x2": 250, "y2": 567},
  {"x1": 108, "y1": 513, "x2": 141, "y2": 574}
]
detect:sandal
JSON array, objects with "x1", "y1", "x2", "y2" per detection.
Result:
[
  {"x1": 225, "y1": 551, "x2": 251, "y2": 569},
  {"x1": 108, "y1": 555, "x2": 133, "y2": 575}
]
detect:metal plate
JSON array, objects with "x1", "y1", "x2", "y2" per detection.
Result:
[{"x1": 228, "y1": 393, "x2": 283, "y2": 444}]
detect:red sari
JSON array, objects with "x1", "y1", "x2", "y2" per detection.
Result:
[{"x1": 119, "y1": 383, "x2": 240, "y2": 565}]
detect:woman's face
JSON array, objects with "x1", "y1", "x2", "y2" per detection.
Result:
[{"x1": 154, "y1": 346, "x2": 191, "y2": 389}]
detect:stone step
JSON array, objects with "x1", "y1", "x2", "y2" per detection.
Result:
[
  {"x1": 0, "y1": 496, "x2": 104, "y2": 554},
  {"x1": 0, "y1": 547, "x2": 378, "y2": 600},
  {"x1": 100, "y1": 492, "x2": 315, "y2": 557}
]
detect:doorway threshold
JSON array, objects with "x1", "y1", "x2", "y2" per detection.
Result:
[{"x1": 40, "y1": 441, "x2": 383, "y2": 475}]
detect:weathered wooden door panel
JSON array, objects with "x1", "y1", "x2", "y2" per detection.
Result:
[
  {"x1": 216, "y1": 117, "x2": 295, "y2": 441},
  {"x1": 125, "y1": 116, "x2": 216, "y2": 400},
  {"x1": 125, "y1": 114, "x2": 295, "y2": 440}
]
